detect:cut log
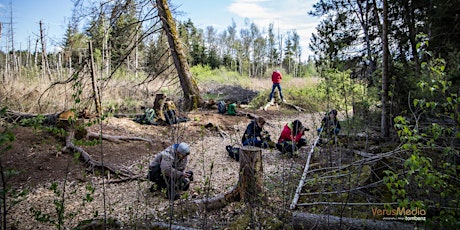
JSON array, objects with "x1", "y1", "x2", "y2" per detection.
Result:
[
  {"x1": 236, "y1": 146, "x2": 264, "y2": 203},
  {"x1": 283, "y1": 102, "x2": 306, "y2": 112},
  {"x1": 153, "y1": 93, "x2": 167, "y2": 121},
  {"x1": 186, "y1": 146, "x2": 264, "y2": 210}
]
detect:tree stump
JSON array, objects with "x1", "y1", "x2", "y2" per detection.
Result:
[
  {"x1": 153, "y1": 93, "x2": 166, "y2": 121},
  {"x1": 186, "y1": 146, "x2": 265, "y2": 211},
  {"x1": 237, "y1": 146, "x2": 264, "y2": 204}
]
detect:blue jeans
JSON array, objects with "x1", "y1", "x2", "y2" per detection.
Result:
[
  {"x1": 269, "y1": 83, "x2": 284, "y2": 101},
  {"x1": 243, "y1": 138, "x2": 269, "y2": 148}
]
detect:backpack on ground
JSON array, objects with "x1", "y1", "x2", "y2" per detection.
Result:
[
  {"x1": 227, "y1": 103, "x2": 237, "y2": 115},
  {"x1": 226, "y1": 145, "x2": 240, "y2": 161},
  {"x1": 136, "y1": 108, "x2": 156, "y2": 125},
  {"x1": 217, "y1": 101, "x2": 227, "y2": 114}
]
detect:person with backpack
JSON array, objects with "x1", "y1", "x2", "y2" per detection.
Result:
[
  {"x1": 269, "y1": 69, "x2": 286, "y2": 104},
  {"x1": 276, "y1": 120, "x2": 308, "y2": 155},
  {"x1": 147, "y1": 143, "x2": 193, "y2": 200},
  {"x1": 317, "y1": 109, "x2": 341, "y2": 137},
  {"x1": 242, "y1": 117, "x2": 271, "y2": 148}
]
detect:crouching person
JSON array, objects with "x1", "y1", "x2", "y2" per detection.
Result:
[
  {"x1": 276, "y1": 120, "x2": 308, "y2": 156},
  {"x1": 147, "y1": 143, "x2": 193, "y2": 200}
]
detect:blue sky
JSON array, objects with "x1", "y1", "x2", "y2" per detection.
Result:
[
  {"x1": 0, "y1": 0, "x2": 74, "y2": 51},
  {"x1": 0, "y1": 0, "x2": 319, "y2": 58}
]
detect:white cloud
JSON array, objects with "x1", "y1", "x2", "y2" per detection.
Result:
[{"x1": 227, "y1": 0, "x2": 318, "y2": 59}]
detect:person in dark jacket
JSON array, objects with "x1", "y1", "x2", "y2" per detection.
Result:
[
  {"x1": 147, "y1": 143, "x2": 193, "y2": 200},
  {"x1": 242, "y1": 117, "x2": 271, "y2": 148},
  {"x1": 317, "y1": 109, "x2": 341, "y2": 136},
  {"x1": 269, "y1": 70, "x2": 285, "y2": 104},
  {"x1": 276, "y1": 120, "x2": 308, "y2": 154}
]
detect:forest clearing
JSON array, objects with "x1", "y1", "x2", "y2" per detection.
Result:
[{"x1": 1, "y1": 0, "x2": 459, "y2": 229}]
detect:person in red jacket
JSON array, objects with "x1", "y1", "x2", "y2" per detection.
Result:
[
  {"x1": 269, "y1": 70, "x2": 285, "y2": 103},
  {"x1": 276, "y1": 120, "x2": 308, "y2": 155}
]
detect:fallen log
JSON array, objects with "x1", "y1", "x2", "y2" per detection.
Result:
[
  {"x1": 63, "y1": 130, "x2": 137, "y2": 180},
  {"x1": 3, "y1": 109, "x2": 60, "y2": 124},
  {"x1": 87, "y1": 131, "x2": 154, "y2": 147}
]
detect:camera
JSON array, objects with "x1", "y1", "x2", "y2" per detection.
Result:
[{"x1": 186, "y1": 170, "x2": 194, "y2": 181}]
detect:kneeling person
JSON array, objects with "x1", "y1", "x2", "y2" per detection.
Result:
[
  {"x1": 242, "y1": 117, "x2": 272, "y2": 148},
  {"x1": 147, "y1": 143, "x2": 193, "y2": 200},
  {"x1": 276, "y1": 120, "x2": 308, "y2": 154}
]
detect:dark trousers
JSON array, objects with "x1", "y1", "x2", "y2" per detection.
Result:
[
  {"x1": 147, "y1": 164, "x2": 190, "y2": 198},
  {"x1": 276, "y1": 138, "x2": 307, "y2": 153},
  {"x1": 243, "y1": 137, "x2": 269, "y2": 148}
]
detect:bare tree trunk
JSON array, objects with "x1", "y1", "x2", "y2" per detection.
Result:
[
  {"x1": 156, "y1": 0, "x2": 204, "y2": 111},
  {"x1": 9, "y1": 2, "x2": 17, "y2": 79},
  {"x1": 39, "y1": 21, "x2": 52, "y2": 80},
  {"x1": 89, "y1": 41, "x2": 102, "y2": 116},
  {"x1": 27, "y1": 36, "x2": 31, "y2": 68},
  {"x1": 381, "y1": 0, "x2": 390, "y2": 138},
  {"x1": 34, "y1": 39, "x2": 38, "y2": 69},
  {"x1": 403, "y1": 1, "x2": 420, "y2": 74},
  {"x1": 0, "y1": 22, "x2": 3, "y2": 82}
]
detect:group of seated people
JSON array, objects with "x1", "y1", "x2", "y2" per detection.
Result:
[
  {"x1": 241, "y1": 109, "x2": 341, "y2": 154},
  {"x1": 147, "y1": 109, "x2": 342, "y2": 201}
]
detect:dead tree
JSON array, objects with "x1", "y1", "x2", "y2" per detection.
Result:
[
  {"x1": 39, "y1": 21, "x2": 52, "y2": 80},
  {"x1": 88, "y1": 41, "x2": 102, "y2": 116}
]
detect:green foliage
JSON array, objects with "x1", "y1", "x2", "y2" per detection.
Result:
[
  {"x1": 20, "y1": 115, "x2": 45, "y2": 133},
  {"x1": 384, "y1": 58, "x2": 460, "y2": 228},
  {"x1": 191, "y1": 65, "x2": 247, "y2": 85},
  {"x1": 316, "y1": 67, "x2": 374, "y2": 111}
]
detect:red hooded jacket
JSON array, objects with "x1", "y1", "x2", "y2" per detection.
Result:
[
  {"x1": 278, "y1": 122, "x2": 303, "y2": 143},
  {"x1": 271, "y1": 71, "x2": 282, "y2": 84}
]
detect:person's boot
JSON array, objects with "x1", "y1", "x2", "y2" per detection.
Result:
[{"x1": 269, "y1": 98, "x2": 275, "y2": 105}]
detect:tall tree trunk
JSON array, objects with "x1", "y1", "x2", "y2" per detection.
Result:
[
  {"x1": 156, "y1": 0, "x2": 204, "y2": 111},
  {"x1": 39, "y1": 21, "x2": 52, "y2": 80},
  {"x1": 89, "y1": 41, "x2": 102, "y2": 116},
  {"x1": 381, "y1": 0, "x2": 390, "y2": 138},
  {"x1": 403, "y1": 0, "x2": 420, "y2": 74}
]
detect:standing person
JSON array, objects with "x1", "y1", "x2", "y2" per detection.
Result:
[
  {"x1": 269, "y1": 69, "x2": 285, "y2": 104},
  {"x1": 242, "y1": 117, "x2": 271, "y2": 148},
  {"x1": 147, "y1": 143, "x2": 193, "y2": 200},
  {"x1": 317, "y1": 109, "x2": 341, "y2": 137},
  {"x1": 276, "y1": 120, "x2": 308, "y2": 155}
]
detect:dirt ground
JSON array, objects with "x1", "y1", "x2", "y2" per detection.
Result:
[{"x1": 2, "y1": 105, "x2": 326, "y2": 229}]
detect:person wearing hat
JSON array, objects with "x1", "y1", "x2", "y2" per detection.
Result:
[
  {"x1": 276, "y1": 119, "x2": 308, "y2": 155},
  {"x1": 317, "y1": 109, "x2": 341, "y2": 137},
  {"x1": 147, "y1": 143, "x2": 193, "y2": 200}
]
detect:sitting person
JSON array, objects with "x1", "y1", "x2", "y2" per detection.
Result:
[
  {"x1": 276, "y1": 120, "x2": 308, "y2": 154},
  {"x1": 147, "y1": 143, "x2": 193, "y2": 200},
  {"x1": 317, "y1": 109, "x2": 341, "y2": 137},
  {"x1": 242, "y1": 117, "x2": 271, "y2": 148}
]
